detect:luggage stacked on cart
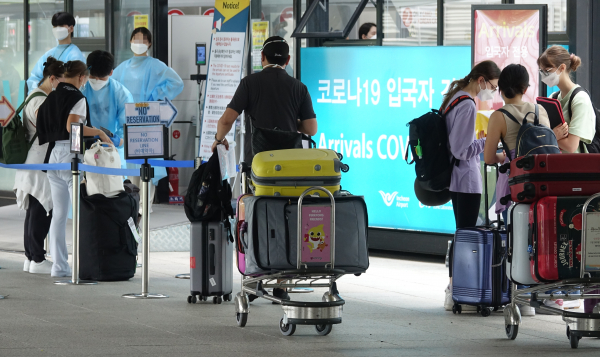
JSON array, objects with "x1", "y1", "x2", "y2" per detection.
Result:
[
  {"x1": 79, "y1": 181, "x2": 140, "y2": 281},
  {"x1": 505, "y1": 154, "x2": 600, "y2": 284},
  {"x1": 451, "y1": 164, "x2": 511, "y2": 316},
  {"x1": 236, "y1": 148, "x2": 367, "y2": 276},
  {"x1": 184, "y1": 152, "x2": 234, "y2": 304}
]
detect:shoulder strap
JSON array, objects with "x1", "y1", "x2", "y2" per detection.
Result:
[
  {"x1": 443, "y1": 95, "x2": 475, "y2": 116},
  {"x1": 14, "y1": 91, "x2": 47, "y2": 121},
  {"x1": 500, "y1": 136, "x2": 513, "y2": 162},
  {"x1": 522, "y1": 105, "x2": 539, "y2": 125},
  {"x1": 567, "y1": 87, "x2": 585, "y2": 119},
  {"x1": 551, "y1": 91, "x2": 560, "y2": 100},
  {"x1": 497, "y1": 108, "x2": 521, "y2": 126},
  {"x1": 25, "y1": 92, "x2": 48, "y2": 146}
]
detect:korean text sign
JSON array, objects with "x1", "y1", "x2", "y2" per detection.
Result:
[
  {"x1": 301, "y1": 46, "x2": 471, "y2": 234},
  {"x1": 473, "y1": 7, "x2": 545, "y2": 109}
]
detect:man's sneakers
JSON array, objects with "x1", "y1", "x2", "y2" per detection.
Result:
[
  {"x1": 272, "y1": 288, "x2": 290, "y2": 304},
  {"x1": 562, "y1": 299, "x2": 582, "y2": 310},
  {"x1": 23, "y1": 260, "x2": 31, "y2": 272},
  {"x1": 29, "y1": 260, "x2": 53, "y2": 274}
]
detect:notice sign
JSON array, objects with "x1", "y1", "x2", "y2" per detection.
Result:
[
  {"x1": 126, "y1": 102, "x2": 161, "y2": 125},
  {"x1": 198, "y1": 0, "x2": 249, "y2": 158},
  {"x1": 584, "y1": 212, "x2": 600, "y2": 271},
  {"x1": 134, "y1": 15, "x2": 149, "y2": 29},
  {"x1": 301, "y1": 205, "x2": 332, "y2": 264},
  {"x1": 125, "y1": 125, "x2": 167, "y2": 159},
  {"x1": 252, "y1": 20, "x2": 269, "y2": 72},
  {"x1": 472, "y1": 6, "x2": 546, "y2": 110}
]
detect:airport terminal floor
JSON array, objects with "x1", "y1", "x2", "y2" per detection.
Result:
[{"x1": 1, "y1": 204, "x2": 599, "y2": 356}]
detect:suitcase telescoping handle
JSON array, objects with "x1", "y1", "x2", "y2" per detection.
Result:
[
  {"x1": 297, "y1": 187, "x2": 336, "y2": 270},
  {"x1": 580, "y1": 193, "x2": 600, "y2": 278},
  {"x1": 483, "y1": 163, "x2": 502, "y2": 228}
]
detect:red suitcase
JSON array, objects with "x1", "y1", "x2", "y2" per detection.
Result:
[
  {"x1": 507, "y1": 154, "x2": 600, "y2": 203},
  {"x1": 529, "y1": 196, "x2": 599, "y2": 283}
]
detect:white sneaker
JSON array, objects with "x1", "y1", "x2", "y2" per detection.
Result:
[
  {"x1": 23, "y1": 260, "x2": 31, "y2": 272},
  {"x1": 51, "y1": 270, "x2": 72, "y2": 278},
  {"x1": 537, "y1": 299, "x2": 564, "y2": 314},
  {"x1": 29, "y1": 260, "x2": 53, "y2": 274},
  {"x1": 444, "y1": 286, "x2": 453, "y2": 311},
  {"x1": 519, "y1": 304, "x2": 536, "y2": 316}
]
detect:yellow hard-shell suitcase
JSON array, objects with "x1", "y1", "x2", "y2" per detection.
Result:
[{"x1": 251, "y1": 149, "x2": 344, "y2": 197}]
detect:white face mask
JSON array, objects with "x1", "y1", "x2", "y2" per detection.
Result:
[
  {"x1": 131, "y1": 43, "x2": 149, "y2": 55},
  {"x1": 88, "y1": 78, "x2": 109, "y2": 91},
  {"x1": 541, "y1": 68, "x2": 562, "y2": 87},
  {"x1": 263, "y1": 64, "x2": 284, "y2": 69},
  {"x1": 52, "y1": 27, "x2": 69, "y2": 41},
  {"x1": 370, "y1": 34, "x2": 377, "y2": 39},
  {"x1": 477, "y1": 81, "x2": 495, "y2": 102}
]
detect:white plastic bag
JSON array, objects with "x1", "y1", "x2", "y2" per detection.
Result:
[
  {"x1": 83, "y1": 141, "x2": 124, "y2": 197},
  {"x1": 217, "y1": 141, "x2": 237, "y2": 181}
]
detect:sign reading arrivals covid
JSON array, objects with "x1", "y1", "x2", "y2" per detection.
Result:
[{"x1": 301, "y1": 46, "x2": 471, "y2": 234}]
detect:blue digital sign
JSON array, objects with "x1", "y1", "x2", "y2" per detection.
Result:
[{"x1": 301, "y1": 46, "x2": 471, "y2": 234}]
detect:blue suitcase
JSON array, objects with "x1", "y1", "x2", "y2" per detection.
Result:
[{"x1": 451, "y1": 228, "x2": 510, "y2": 316}]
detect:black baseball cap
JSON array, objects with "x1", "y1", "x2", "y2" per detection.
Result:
[{"x1": 261, "y1": 36, "x2": 289, "y2": 58}]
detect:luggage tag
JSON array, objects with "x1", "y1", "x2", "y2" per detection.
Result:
[{"x1": 127, "y1": 217, "x2": 141, "y2": 244}]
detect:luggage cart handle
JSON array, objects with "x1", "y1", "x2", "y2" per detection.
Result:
[
  {"x1": 297, "y1": 187, "x2": 336, "y2": 270},
  {"x1": 581, "y1": 193, "x2": 600, "y2": 278}
]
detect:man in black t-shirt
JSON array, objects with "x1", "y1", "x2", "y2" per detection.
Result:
[{"x1": 211, "y1": 36, "x2": 317, "y2": 154}]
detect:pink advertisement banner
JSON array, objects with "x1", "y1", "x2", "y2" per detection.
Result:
[
  {"x1": 473, "y1": 9, "x2": 542, "y2": 110},
  {"x1": 301, "y1": 205, "x2": 332, "y2": 264}
]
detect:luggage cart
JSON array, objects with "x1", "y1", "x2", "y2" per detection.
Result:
[
  {"x1": 233, "y1": 186, "x2": 346, "y2": 336},
  {"x1": 504, "y1": 193, "x2": 600, "y2": 348}
]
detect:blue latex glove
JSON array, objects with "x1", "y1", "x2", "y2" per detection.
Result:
[{"x1": 111, "y1": 134, "x2": 121, "y2": 147}]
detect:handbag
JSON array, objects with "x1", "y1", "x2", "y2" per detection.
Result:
[
  {"x1": 83, "y1": 141, "x2": 124, "y2": 197},
  {"x1": 249, "y1": 115, "x2": 316, "y2": 155}
]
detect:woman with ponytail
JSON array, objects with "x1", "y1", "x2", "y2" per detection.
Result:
[
  {"x1": 14, "y1": 57, "x2": 65, "y2": 275},
  {"x1": 443, "y1": 60, "x2": 501, "y2": 311},
  {"x1": 538, "y1": 46, "x2": 595, "y2": 153}
]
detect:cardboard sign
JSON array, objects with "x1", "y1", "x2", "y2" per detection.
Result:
[
  {"x1": 301, "y1": 205, "x2": 332, "y2": 264},
  {"x1": 126, "y1": 102, "x2": 161, "y2": 125}
]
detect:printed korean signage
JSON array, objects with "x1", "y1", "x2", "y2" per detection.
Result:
[
  {"x1": 198, "y1": 0, "x2": 250, "y2": 158},
  {"x1": 472, "y1": 6, "x2": 547, "y2": 109},
  {"x1": 251, "y1": 21, "x2": 269, "y2": 73},
  {"x1": 301, "y1": 205, "x2": 331, "y2": 264},
  {"x1": 301, "y1": 46, "x2": 471, "y2": 234}
]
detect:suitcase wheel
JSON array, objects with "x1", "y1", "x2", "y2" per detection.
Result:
[
  {"x1": 480, "y1": 307, "x2": 491, "y2": 317},
  {"x1": 213, "y1": 296, "x2": 222, "y2": 304},
  {"x1": 223, "y1": 294, "x2": 232, "y2": 302},
  {"x1": 187, "y1": 295, "x2": 197, "y2": 304},
  {"x1": 452, "y1": 304, "x2": 462, "y2": 314}
]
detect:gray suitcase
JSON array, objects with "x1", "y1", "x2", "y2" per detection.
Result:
[
  {"x1": 188, "y1": 221, "x2": 233, "y2": 304},
  {"x1": 243, "y1": 195, "x2": 369, "y2": 275}
]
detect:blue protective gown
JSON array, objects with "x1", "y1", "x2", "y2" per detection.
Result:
[
  {"x1": 27, "y1": 44, "x2": 85, "y2": 93},
  {"x1": 113, "y1": 56, "x2": 184, "y2": 184},
  {"x1": 82, "y1": 78, "x2": 133, "y2": 168}
]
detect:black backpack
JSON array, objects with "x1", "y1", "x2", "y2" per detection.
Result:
[
  {"x1": 552, "y1": 87, "x2": 600, "y2": 153},
  {"x1": 405, "y1": 95, "x2": 474, "y2": 192},
  {"x1": 498, "y1": 104, "x2": 560, "y2": 161},
  {"x1": 184, "y1": 152, "x2": 234, "y2": 239}
]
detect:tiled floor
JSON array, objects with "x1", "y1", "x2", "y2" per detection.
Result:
[{"x1": 1, "y1": 249, "x2": 599, "y2": 356}]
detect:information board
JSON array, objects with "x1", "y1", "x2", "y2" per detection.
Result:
[
  {"x1": 125, "y1": 124, "x2": 168, "y2": 159},
  {"x1": 301, "y1": 46, "x2": 471, "y2": 234}
]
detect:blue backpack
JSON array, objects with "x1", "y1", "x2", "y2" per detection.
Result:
[{"x1": 498, "y1": 104, "x2": 560, "y2": 162}]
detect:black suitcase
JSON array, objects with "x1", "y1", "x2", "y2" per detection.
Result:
[
  {"x1": 79, "y1": 184, "x2": 139, "y2": 281},
  {"x1": 188, "y1": 221, "x2": 233, "y2": 304}
]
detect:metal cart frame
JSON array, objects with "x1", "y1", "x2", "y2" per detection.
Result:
[
  {"x1": 504, "y1": 193, "x2": 600, "y2": 348},
  {"x1": 233, "y1": 185, "x2": 347, "y2": 336}
]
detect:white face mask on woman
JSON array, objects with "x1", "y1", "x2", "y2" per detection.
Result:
[
  {"x1": 477, "y1": 81, "x2": 495, "y2": 102},
  {"x1": 541, "y1": 67, "x2": 562, "y2": 87},
  {"x1": 131, "y1": 43, "x2": 149, "y2": 55},
  {"x1": 52, "y1": 27, "x2": 69, "y2": 41}
]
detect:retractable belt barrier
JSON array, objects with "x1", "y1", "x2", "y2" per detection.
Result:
[{"x1": 0, "y1": 159, "x2": 195, "y2": 175}]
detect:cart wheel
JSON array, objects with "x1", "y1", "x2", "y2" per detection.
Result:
[
  {"x1": 315, "y1": 324, "x2": 333, "y2": 336},
  {"x1": 187, "y1": 296, "x2": 192, "y2": 304},
  {"x1": 217, "y1": 296, "x2": 223, "y2": 304},
  {"x1": 567, "y1": 326, "x2": 571, "y2": 339},
  {"x1": 191, "y1": 295, "x2": 197, "y2": 304},
  {"x1": 279, "y1": 318, "x2": 296, "y2": 336},
  {"x1": 213, "y1": 297, "x2": 218, "y2": 304},
  {"x1": 570, "y1": 333, "x2": 581, "y2": 349},
  {"x1": 236, "y1": 313, "x2": 248, "y2": 327},
  {"x1": 481, "y1": 308, "x2": 491, "y2": 317},
  {"x1": 505, "y1": 324, "x2": 519, "y2": 340},
  {"x1": 457, "y1": 304, "x2": 462, "y2": 314}
]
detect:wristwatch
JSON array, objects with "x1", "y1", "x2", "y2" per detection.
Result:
[{"x1": 214, "y1": 134, "x2": 224, "y2": 143}]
